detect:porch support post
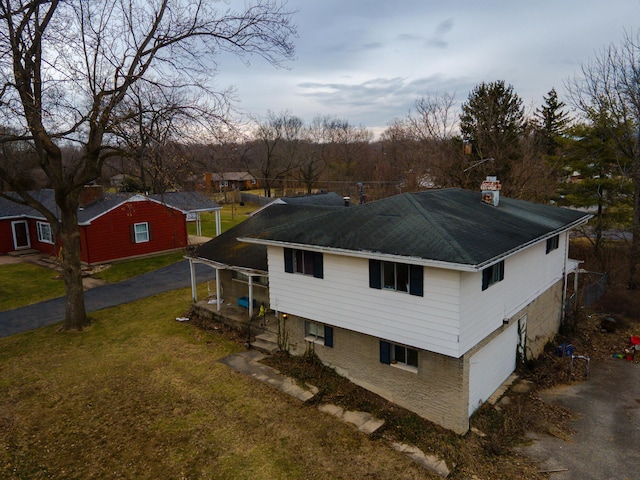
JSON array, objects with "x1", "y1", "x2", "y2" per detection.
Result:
[
  {"x1": 196, "y1": 212, "x2": 202, "y2": 236},
  {"x1": 215, "y1": 209, "x2": 222, "y2": 237},
  {"x1": 248, "y1": 275, "x2": 254, "y2": 317},
  {"x1": 216, "y1": 268, "x2": 222, "y2": 312},
  {"x1": 189, "y1": 258, "x2": 197, "y2": 303}
]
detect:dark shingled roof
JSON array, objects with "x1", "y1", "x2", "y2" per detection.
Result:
[
  {"x1": 278, "y1": 191, "x2": 345, "y2": 207},
  {"x1": 244, "y1": 188, "x2": 591, "y2": 268},
  {"x1": 195, "y1": 204, "x2": 341, "y2": 272}
]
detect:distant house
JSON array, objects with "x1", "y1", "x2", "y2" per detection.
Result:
[
  {"x1": 190, "y1": 185, "x2": 590, "y2": 434},
  {"x1": 0, "y1": 186, "x2": 221, "y2": 265},
  {"x1": 206, "y1": 172, "x2": 258, "y2": 191}
]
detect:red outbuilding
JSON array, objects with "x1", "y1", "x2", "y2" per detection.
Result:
[{"x1": 0, "y1": 187, "x2": 221, "y2": 265}]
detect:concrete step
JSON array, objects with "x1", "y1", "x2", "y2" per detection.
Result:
[
  {"x1": 252, "y1": 332, "x2": 279, "y2": 355},
  {"x1": 255, "y1": 332, "x2": 278, "y2": 343},
  {"x1": 8, "y1": 249, "x2": 40, "y2": 257}
]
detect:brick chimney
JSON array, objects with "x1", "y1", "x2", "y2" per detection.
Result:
[
  {"x1": 79, "y1": 184, "x2": 104, "y2": 207},
  {"x1": 480, "y1": 176, "x2": 501, "y2": 206}
]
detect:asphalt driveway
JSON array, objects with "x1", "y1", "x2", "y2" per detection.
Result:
[
  {"x1": 0, "y1": 260, "x2": 217, "y2": 337},
  {"x1": 519, "y1": 358, "x2": 640, "y2": 479}
]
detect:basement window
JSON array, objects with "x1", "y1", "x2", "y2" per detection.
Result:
[
  {"x1": 379, "y1": 340, "x2": 418, "y2": 371},
  {"x1": 304, "y1": 321, "x2": 333, "y2": 347}
]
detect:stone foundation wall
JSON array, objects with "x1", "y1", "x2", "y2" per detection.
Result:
[{"x1": 285, "y1": 316, "x2": 469, "y2": 434}]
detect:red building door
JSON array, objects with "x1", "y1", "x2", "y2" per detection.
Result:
[{"x1": 11, "y1": 220, "x2": 30, "y2": 250}]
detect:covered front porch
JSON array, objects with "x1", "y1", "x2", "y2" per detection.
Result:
[{"x1": 188, "y1": 256, "x2": 282, "y2": 353}]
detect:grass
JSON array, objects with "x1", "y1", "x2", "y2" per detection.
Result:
[
  {"x1": 187, "y1": 203, "x2": 257, "y2": 237},
  {"x1": 0, "y1": 289, "x2": 431, "y2": 480},
  {"x1": 0, "y1": 263, "x2": 66, "y2": 311},
  {"x1": 92, "y1": 251, "x2": 186, "y2": 283}
]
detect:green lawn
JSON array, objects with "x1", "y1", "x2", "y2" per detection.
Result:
[
  {"x1": 0, "y1": 289, "x2": 428, "y2": 479},
  {"x1": 92, "y1": 251, "x2": 186, "y2": 283},
  {"x1": 188, "y1": 202, "x2": 258, "y2": 237},
  {"x1": 0, "y1": 263, "x2": 66, "y2": 311}
]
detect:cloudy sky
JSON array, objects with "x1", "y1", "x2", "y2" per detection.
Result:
[{"x1": 215, "y1": 0, "x2": 640, "y2": 136}]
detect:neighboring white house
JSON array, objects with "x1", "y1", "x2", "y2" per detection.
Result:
[{"x1": 239, "y1": 186, "x2": 591, "y2": 433}]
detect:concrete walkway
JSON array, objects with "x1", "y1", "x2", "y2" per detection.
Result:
[{"x1": 0, "y1": 259, "x2": 217, "y2": 337}]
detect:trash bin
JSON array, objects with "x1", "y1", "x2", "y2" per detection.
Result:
[{"x1": 556, "y1": 343, "x2": 574, "y2": 357}]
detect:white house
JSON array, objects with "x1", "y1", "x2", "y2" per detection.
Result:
[{"x1": 238, "y1": 187, "x2": 590, "y2": 433}]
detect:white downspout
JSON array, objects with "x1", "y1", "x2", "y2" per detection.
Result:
[
  {"x1": 248, "y1": 275, "x2": 254, "y2": 317},
  {"x1": 216, "y1": 268, "x2": 222, "y2": 312},
  {"x1": 215, "y1": 209, "x2": 222, "y2": 237},
  {"x1": 189, "y1": 258, "x2": 197, "y2": 303},
  {"x1": 562, "y1": 232, "x2": 570, "y2": 322}
]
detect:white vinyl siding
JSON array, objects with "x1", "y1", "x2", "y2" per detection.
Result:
[
  {"x1": 468, "y1": 320, "x2": 519, "y2": 416},
  {"x1": 458, "y1": 233, "x2": 568, "y2": 354},
  {"x1": 268, "y1": 246, "x2": 462, "y2": 357}
]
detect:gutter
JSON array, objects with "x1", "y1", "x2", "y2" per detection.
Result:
[{"x1": 238, "y1": 213, "x2": 592, "y2": 273}]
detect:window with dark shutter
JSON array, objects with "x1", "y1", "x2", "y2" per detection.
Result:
[
  {"x1": 285, "y1": 248, "x2": 323, "y2": 277},
  {"x1": 313, "y1": 252, "x2": 324, "y2": 279},
  {"x1": 409, "y1": 265, "x2": 423, "y2": 297},
  {"x1": 371, "y1": 259, "x2": 422, "y2": 296},
  {"x1": 482, "y1": 260, "x2": 504, "y2": 291},
  {"x1": 324, "y1": 326, "x2": 333, "y2": 347},
  {"x1": 284, "y1": 248, "x2": 294, "y2": 273},
  {"x1": 379, "y1": 340, "x2": 391, "y2": 364},
  {"x1": 369, "y1": 259, "x2": 382, "y2": 289}
]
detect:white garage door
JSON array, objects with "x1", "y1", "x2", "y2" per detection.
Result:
[{"x1": 468, "y1": 319, "x2": 520, "y2": 416}]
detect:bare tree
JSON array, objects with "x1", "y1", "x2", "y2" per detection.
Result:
[
  {"x1": 566, "y1": 30, "x2": 640, "y2": 288},
  {"x1": 321, "y1": 116, "x2": 373, "y2": 182},
  {"x1": 0, "y1": 0, "x2": 296, "y2": 330},
  {"x1": 112, "y1": 82, "x2": 231, "y2": 192},
  {"x1": 250, "y1": 110, "x2": 304, "y2": 197}
]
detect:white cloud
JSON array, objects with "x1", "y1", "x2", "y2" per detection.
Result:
[{"x1": 215, "y1": 0, "x2": 640, "y2": 134}]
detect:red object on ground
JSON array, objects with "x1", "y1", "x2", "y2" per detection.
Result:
[{"x1": 631, "y1": 336, "x2": 640, "y2": 346}]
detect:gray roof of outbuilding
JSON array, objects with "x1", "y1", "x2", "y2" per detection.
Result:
[
  {"x1": 1, "y1": 190, "x2": 219, "y2": 224},
  {"x1": 243, "y1": 188, "x2": 591, "y2": 268},
  {"x1": 149, "y1": 191, "x2": 221, "y2": 213},
  {"x1": 195, "y1": 204, "x2": 342, "y2": 272}
]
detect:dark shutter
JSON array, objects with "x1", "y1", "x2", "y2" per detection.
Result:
[
  {"x1": 482, "y1": 268, "x2": 490, "y2": 291},
  {"x1": 313, "y1": 252, "x2": 324, "y2": 279},
  {"x1": 379, "y1": 340, "x2": 391, "y2": 364},
  {"x1": 498, "y1": 260, "x2": 505, "y2": 281},
  {"x1": 369, "y1": 259, "x2": 381, "y2": 289},
  {"x1": 147, "y1": 223, "x2": 153, "y2": 241},
  {"x1": 409, "y1": 265, "x2": 423, "y2": 296},
  {"x1": 324, "y1": 326, "x2": 333, "y2": 347},
  {"x1": 130, "y1": 224, "x2": 135, "y2": 243},
  {"x1": 284, "y1": 248, "x2": 293, "y2": 273}
]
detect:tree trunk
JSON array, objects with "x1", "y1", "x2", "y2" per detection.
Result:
[
  {"x1": 629, "y1": 172, "x2": 640, "y2": 289},
  {"x1": 58, "y1": 200, "x2": 89, "y2": 330}
]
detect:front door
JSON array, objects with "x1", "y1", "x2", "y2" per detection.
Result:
[{"x1": 11, "y1": 220, "x2": 30, "y2": 250}]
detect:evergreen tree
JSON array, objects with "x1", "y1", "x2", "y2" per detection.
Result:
[
  {"x1": 535, "y1": 88, "x2": 570, "y2": 155},
  {"x1": 459, "y1": 80, "x2": 525, "y2": 189}
]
